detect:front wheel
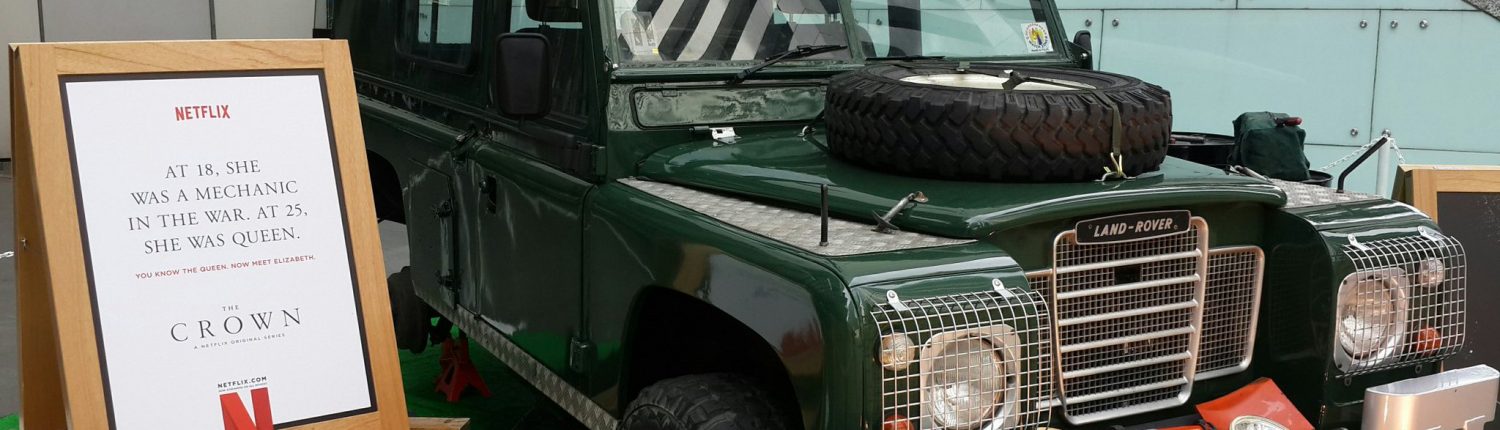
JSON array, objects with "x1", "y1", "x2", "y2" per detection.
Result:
[{"x1": 621, "y1": 374, "x2": 788, "y2": 430}]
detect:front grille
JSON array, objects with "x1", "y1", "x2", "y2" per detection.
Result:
[
  {"x1": 1196, "y1": 247, "x2": 1265, "y2": 378},
  {"x1": 1336, "y1": 233, "x2": 1466, "y2": 376},
  {"x1": 870, "y1": 287, "x2": 1053, "y2": 429},
  {"x1": 1037, "y1": 218, "x2": 1209, "y2": 424}
]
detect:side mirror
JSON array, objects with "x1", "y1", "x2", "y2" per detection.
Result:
[
  {"x1": 1072, "y1": 30, "x2": 1094, "y2": 69},
  {"x1": 492, "y1": 33, "x2": 552, "y2": 118},
  {"x1": 526, "y1": 0, "x2": 582, "y2": 23}
]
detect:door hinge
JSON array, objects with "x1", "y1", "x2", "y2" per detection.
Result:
[
  {"x1": 563, "y1": 139, "x2": 605, "y2": 180},
  {"x1": 569, "y1": 337, "x2": 595, "y2": 373}
]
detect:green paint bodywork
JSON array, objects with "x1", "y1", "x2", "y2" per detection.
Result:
[{"x1": 334, "y1": 0, "x2": 1461, "y2": 427}]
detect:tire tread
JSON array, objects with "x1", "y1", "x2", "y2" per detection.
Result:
[
  {"x1": 825, "y1": 64, "x2": 1172, "y2": 182},
  {"x1": 622, "y1": 374, "x2": 787, "y2": 430}
]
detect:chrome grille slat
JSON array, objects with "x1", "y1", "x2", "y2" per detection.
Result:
[
  {"x1": 1058, "y1": 327, "x2": 1196, "y2": 353},
  {"x1": 1065, "y1": 385, "x2": 1185, "y2": 422},
  {"x1": 871, "y1": 288, "x2": 1053, "y2": 429},
  {"x1": 1055, "y1": 274, "x2": 1201, "y2": 300},
  {"x1": 1055, "y1": 250, "x2": 1203, "y2": 274},
  {"x1": 1040, "y1": 218, "x2": 1208, "y2": 424},
  {"x1": 1063, "y1": 377, "x2": 1188, "y2": 404},
  {"x1": 1062, "y1": 352, "x2": 1192, "y2": 379},
  {"x1": 1056, "y1": 301, "x2": 1199, "y2": 326}
]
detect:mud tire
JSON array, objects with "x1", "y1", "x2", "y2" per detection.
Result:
[
  {"x1": 621, "y1": 374, "x2": 788, "y2": 430},
  {"x1": 824, "y1": 64, "x2": 1173, "y2": 182}
]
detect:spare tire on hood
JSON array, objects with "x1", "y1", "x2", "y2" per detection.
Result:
[{"x1": 824, "y1": 64, "x2": 1172, "y2": 182}]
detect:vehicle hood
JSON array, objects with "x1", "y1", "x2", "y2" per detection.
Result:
[{"x1": 636, "y1": 130, "x2": 1287, "y2": 239}]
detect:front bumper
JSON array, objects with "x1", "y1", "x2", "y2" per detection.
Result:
[{"x1": 1363, "y1": 365, "x2": 1498, "y2": 430}]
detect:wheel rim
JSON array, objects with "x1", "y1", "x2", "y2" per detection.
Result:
[{"x1": 899, "y1": 72, "x2": 1096, "y2": 91}]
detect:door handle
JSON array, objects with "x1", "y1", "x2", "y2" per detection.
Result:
[{"x1": 481, "y1": 176, "x2": 498, "y2": 213}]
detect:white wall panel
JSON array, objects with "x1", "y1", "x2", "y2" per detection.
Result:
[
  {"x1": 1056, "y1": 0, "x2": 1232, "y2": 9},
  {"x1": 40, "y1": 0, "x2": 211, "y2": 41},
  {"x1": 1057, "y1": 9, "x2": 1103, "y2": 55},
  {"x1": 1372, "y1": 10, "x2": 1500, "y2": 153},
  {"x1": 1238, "y1": 0, "x2": 1474, "y2": 10},
  {"x1": 1098, "y1": 9, "x2": 1380, "y2": 147},
  {"x1": 215, "y1": 0, "x2": 317, "y2": 39}
]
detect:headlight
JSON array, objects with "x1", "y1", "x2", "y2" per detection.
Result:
[
  {"x1": 926, "y1": 337, "x2": 1003, "y2": 429},
  {"x1": 1230, "y1": 416, "x2": 1289, "y2": 430},
  {"x1": 917, "y1": 326, "x2": 1022, "y2": 430},
  {"x1": 1335, "y1": 268, "x2": 1409, "y2": 370}
]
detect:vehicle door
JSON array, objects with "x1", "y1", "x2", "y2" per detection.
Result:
[
  {"x1": 453, "y1": 0, "x2": 597, "y2": 380},
  {"x1": 371, "y1": 0, "x2": 492, "y2": 322}
]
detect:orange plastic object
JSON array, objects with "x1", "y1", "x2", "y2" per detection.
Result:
[
  {"x1": 1197, "y1": 378, "x2": 1313, "y2": 430},
  {"x1": 434, "y1": 336, "x2": 492, "y2": 402}
]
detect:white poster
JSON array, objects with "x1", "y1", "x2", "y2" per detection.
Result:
[{"x1": 62, "y1": 72, "x2": 374, "y2": 429}]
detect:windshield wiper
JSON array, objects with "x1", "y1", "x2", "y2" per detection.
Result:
[
  {"x1": 726, "y1": 44, "x2": 847, "y2": 85},
  {"x1": 869, "y1": 55, "x2": 946, "y2": 61}
]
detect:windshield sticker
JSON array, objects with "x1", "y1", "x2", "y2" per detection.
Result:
[
  {"x1": 619, "y1": 11, "x2": 662, "y2": 59},
  {"x1": 1023, "y1": 22, "x2": 1053, "y2": 53}
]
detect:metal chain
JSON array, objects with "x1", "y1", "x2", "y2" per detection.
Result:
[{"x1": 1319, "y1": 136, "x2": 1406, "y2": 171}]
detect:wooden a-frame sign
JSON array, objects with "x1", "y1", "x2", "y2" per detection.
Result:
[
  {"x1": 11, "y1": 40, "x2": 407, "y2": 429},
  {"x1": 1393, "y1": 164, "x2": 1500, "y2": 223}
]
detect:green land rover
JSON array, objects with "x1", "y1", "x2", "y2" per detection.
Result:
[{"x1": 333, "y1": 0, "x2": 1496, "y2": 427}]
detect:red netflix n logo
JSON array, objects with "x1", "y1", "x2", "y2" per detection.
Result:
[{"x1": 220, "y1": 387, "x2": 273, "y2": 430}]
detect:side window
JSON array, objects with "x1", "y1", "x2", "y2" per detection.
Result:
[
  {"x1": 401, "y1": 0, "x2": 478, "y2": 67},
  {"x1": 508, "y1": 0, "x2": 587, "y2": 120}
]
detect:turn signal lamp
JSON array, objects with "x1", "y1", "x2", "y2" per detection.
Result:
[
  {"x1": 882, "y1": 414, "x2": 913, "y2": 430},
  {"x1": 880, "y1": 333, "x2": 916, "y2": 371},
  {"x1": 1415, "y1": 326, "x2": 1442, "y2": 354}
]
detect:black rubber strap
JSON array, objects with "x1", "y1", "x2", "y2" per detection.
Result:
[{"x1": 996, "y1": 70, "x2": 1095, "y2": 91}]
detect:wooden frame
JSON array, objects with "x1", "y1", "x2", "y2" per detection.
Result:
[
  {"x1": 10, "y1": 40, "x2": 407, "y2": 429},
  {"x1": 1393, "y1": 164, "x2": 1500, "y2": 223}
]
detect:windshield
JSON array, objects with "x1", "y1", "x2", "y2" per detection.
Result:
[{"x1": 610, "y1": 0, "x2": 1058, "y2": 64}]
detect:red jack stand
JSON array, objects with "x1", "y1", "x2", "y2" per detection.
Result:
[{"x1": 435, "y1": 334, "x2": 491, "y2": 402}]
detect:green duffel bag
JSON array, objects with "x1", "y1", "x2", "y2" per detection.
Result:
[{"x1": 1227, "y1": 112, "x2": 1311, "y2": 181}]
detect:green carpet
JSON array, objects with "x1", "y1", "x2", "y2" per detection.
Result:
[
  {"x1": 0, "y1": 333, "x2": 585, "y2": 430},
  {"x1": 400, "y1": 334, "x2": 585, "y2": 429}
]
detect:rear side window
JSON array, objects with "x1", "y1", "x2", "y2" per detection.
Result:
[{"x1": 401, "y1": 0, "x2": 478, "y2": 67}]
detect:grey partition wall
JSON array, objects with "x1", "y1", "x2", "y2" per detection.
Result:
[
  {"x1": 0, "y1": 0, "x2": 315, "y2": 160},
  {"x1": 2, "y1": 0, "x2": 43, "y2": 161}
]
